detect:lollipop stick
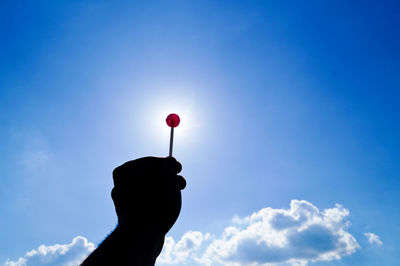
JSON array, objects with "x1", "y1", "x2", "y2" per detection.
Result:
[
  {"x1": 169, "y1": 126, "x2": 174, "y2": 157},
  {"x1": 166, "y1": 113, "x2": 180, "y2": 157}
]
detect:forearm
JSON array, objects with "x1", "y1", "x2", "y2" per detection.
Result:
[{"x1": 81, "y1": 226, "x2": 165, "y2": 266}]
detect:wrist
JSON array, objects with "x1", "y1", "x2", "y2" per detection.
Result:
[{"x1": 115, "y1": 225, "x2": 165, "y2": 261}]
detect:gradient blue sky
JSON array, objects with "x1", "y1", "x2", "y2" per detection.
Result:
[{"x1": 1, "y1": 1, "x2": 399, "y2": 265}]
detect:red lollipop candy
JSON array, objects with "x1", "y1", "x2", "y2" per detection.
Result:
[
  {"x1": 166, "y1": 113, "x2": 180, "y2": 128},
  {"x1": 166, "y1": 113, "x2": 180, "y2": 156}
]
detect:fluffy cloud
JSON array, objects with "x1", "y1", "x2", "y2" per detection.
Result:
[
  {"x1": 5, "y1": 236, "x2": 95, "y2": 266},
  {"x1": 157, "y1": 200, "x2": 359, "y2": 266},
  {"x1": 364, "y1": 232, "x2": 383, "y2": 246},
  {"x1": 5, "y1": 200, "x2": 360, "y2": 266},
  {"x1": 157, "y1": 231, "x2": 210, "y2": 264}
]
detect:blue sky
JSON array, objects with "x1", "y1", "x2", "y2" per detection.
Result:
[{"x1": 1, "y1": 1, "x2": 399, "y2": 265}]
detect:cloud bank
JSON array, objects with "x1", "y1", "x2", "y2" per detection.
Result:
[
  {"x1": 158, "y1": 200, "x2": 360, "y2": 266},
  {"x1": 6, "y1": 200, "x2": 369, "y2": 266},
  {"x1": 5, "y1": 236, "x2": 94, "y2": 266}
]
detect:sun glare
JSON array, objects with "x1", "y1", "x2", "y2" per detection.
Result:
[
  {"x1": 139, "y1": 95, "x2": 202, "y2": 151},
  {"x1": 152, "y1": 102, "x2": 195, "y2": 140}
]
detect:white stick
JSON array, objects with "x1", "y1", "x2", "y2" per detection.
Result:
[{"x1": 169, "y1": 127, "x2": 174, "y2": 157}]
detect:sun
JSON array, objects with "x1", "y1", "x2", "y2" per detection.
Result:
[
  {"x1": 136, "y1": 93, "x2": 201, "y2": 151},
  {"x1": 152, "y1": 102, "x2": 195, "y2": 140}
]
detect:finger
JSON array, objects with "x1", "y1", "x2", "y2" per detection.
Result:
[
  {"x1": 113, "y1": 157, "x2": 160, "y2": 175},
  {"x1": 112, "y1": 157, "x2": 182, "y2": 187},
  {"x1": 162, "y1": 157, "x2": 182, "y2": 174},
  {"x1": 114, "y1": 157, "x2": 181, "y2": 175},
  {"x1": 112, "y1": 157, "x2": 164, "y2": 187},
  {"x1": 177, "y1": 175, "x2": 186, "y2": 190}
]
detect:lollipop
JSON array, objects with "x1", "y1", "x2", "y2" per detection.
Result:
[{"x1": 166, "y1": 113, "x2": 180, "y2": 157}]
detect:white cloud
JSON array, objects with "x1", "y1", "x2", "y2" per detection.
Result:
[
  {"x1": 364, "y1": 232, "x2": 383, "y2": 246},
  {"x1": 22, "y1": 149, "x2": 52, "y2": 171},
  {"x1": 11, "y1": 130, "x2": 56, "y2": 176},
  {"x1": 158, "y1": 231, "x2": 210, "y2": 264},
  {"x1": 5, "y1": 200, "x2": 361, "y2": 266},
  {"x1": 5, "y1": 236, "x2": 95, "y2": 266},
  {"x1": 157, "y1": 200, "x2": 360, "y2": 266}
]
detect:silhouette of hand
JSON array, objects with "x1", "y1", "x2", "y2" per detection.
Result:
[
  {"x1": 80, "y1": 157, "x2": 186, "y2": 266},
  {"x1": 111, "y1": 157, "x2": 186, "y2": 236}
]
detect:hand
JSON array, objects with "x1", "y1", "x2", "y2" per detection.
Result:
[{"x1": 111, "y1": 156, "x2": 186, "y2": 236}]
